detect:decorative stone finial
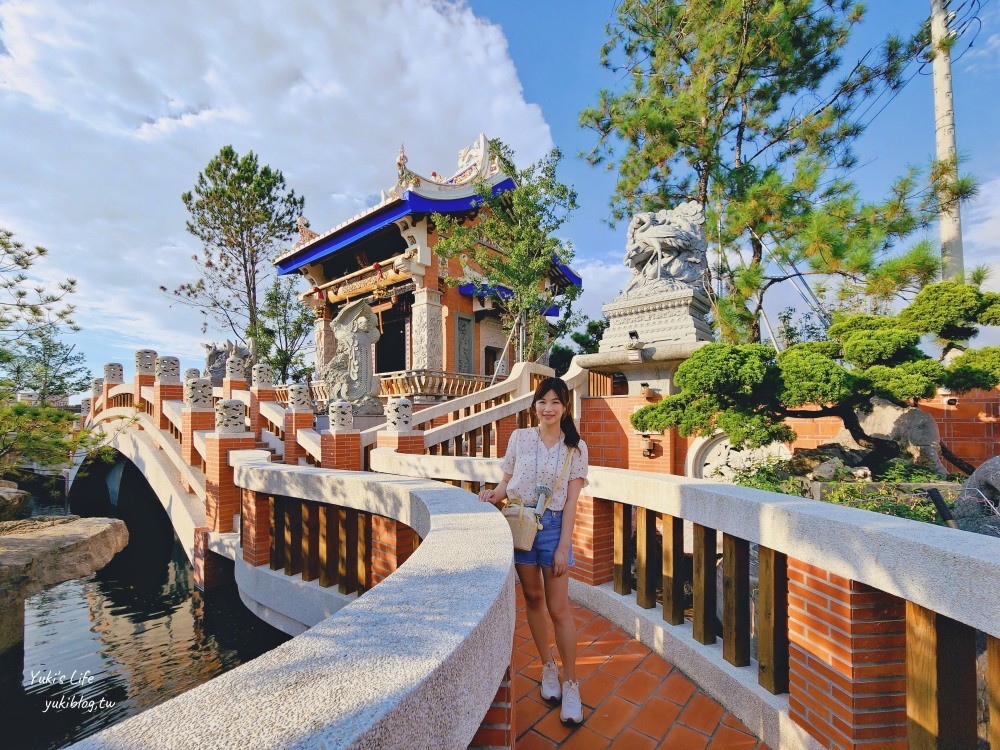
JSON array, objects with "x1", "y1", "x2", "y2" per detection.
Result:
[
  {"x1": 385, "y1": 397, "x2": 413, "y2": 432},
  {"x1": 287, "y1": 383, "x2": 313, "y2": 414},
  {"x1": 104, "y1": 363, "x2": 124, "y2": 384},
  {"x1": 225, "y1": 356, "x2": 246, "y2": 381},
  {"x1": 184, "y1": 368, "x2": 201, "y2": 383},
  {"x1": 81, "y1": 397, "x2": 91, "y2": 414},
  {"x1": 215, "y1": 399, "x2": 246, "y2": 434},
  {"x1": 184, "y1": 378, "x2": 213, "y2": 411},
  {"x1": 251, "y1": 363, "x2": 275, "y2": 389},
  {"x1": 91, "y1": 378, "x2": 104, "y2": 400},
  {"x1": 155, "y1": 356, "x2": 181, "y2": 384},
  {"x1": 135, "y1": 349, "x2": 157, "y2": 375},
  {"x1": 329, "y1": 399, "x2": 353, "y2": 431}
]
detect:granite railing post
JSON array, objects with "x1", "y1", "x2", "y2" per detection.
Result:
[
  {"x1": 133, "y1": 349, "x2": 157, "y2": 413},
  {"x1": 102, "y1": 363, "x2": 123, "y2": 409},
  {"x1": 249, "y1": 363, "x2": 277, "y2": 439},
  {"x1": 321, "y1": 399, "x2": 361, "y2": 471},
  {"x1": 153, "y1": 356, "x2": 181, "y2": 430},
  {"x1": 222, "y1": 356, "x2": 247, "y2": 399},
  {"x1": 283, "y1": 383, "x2": 315, "y2": 466},
  {"x1": 181, "y1": 378, "x2": 214, "y2": 467},
  {"x1": 204, "y1": 399, "x2": 255, "y2": 534},
  {"x1": 787, "y1": 558, "x2": 908, "y2": 748}
]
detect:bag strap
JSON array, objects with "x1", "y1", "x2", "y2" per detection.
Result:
[{"x1": 554, "y1": 444, "x2": 576, "y2": 493}]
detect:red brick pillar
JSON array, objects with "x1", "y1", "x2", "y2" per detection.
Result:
[
  {"x1": 153, "y1": 356, "x2": 182, "y2": 430},
  {"x1": 182, "y1": 378, "x2": 215, "y2": 467},
  {"x1": 102, "y1": 362, "x2": 123, "y2": 408},
  {"x1": 283, "y1": 383, "x2": 315, "y2": 466},
  {"x1": 370, "y1": 516, "x2": 416, "y2": 585},
  {"x1": 787, "y1": 557, "x2": 907, "y2": 749},
  {"x1": 249, "y1": 385, "x2": 279, "y2": 439},
  {"x1": 376, "y1": 431, "x2": 425, "y2": 454},
  {"x1": 496, "y1": 415, "x2": 517, "y2": 457},
  {"x1": 193, "y1": 526, "x2": 230, "y2": 591},
  {"x1": 569, "y1": 494, "x2": 615, "y2": 586},
  {"x1": 320, "y1": 431, "x2": 362, "y2": 471},
  {"x1": 204, "y1": 399, "x2": 257, "y2": 533},
  {"x1": 90, "y1": 378, "x2": 102, "y2": 419},
  {"x1": 133, "y1": 349, "x2": 157, "y2": 413},
  {"x1": 241, "y1": 488, "x2": 270, "y2": 566},
  {"x1": 468, "y1": 664, "x2": 515, "y2": 750}
]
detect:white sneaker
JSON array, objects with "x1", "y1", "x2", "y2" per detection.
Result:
[
  {"x1": 560, "y1": 679, "x2": 583, "y2": 724},
  {"x1": 540, "y1": 660, "x2": 562, "y2": 702}
]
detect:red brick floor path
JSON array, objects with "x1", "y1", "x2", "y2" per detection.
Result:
[{"x1": 513, "y1": 585, "x2": 769, "y2": 749}]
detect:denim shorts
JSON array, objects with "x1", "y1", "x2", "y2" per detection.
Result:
[{"x1": 513, "y1": 509, "x2": 575, "y2": 568}]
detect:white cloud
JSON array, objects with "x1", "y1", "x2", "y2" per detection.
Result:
[
  {"x1": 572, "y1": 254, "x2": 631, "y2": 323},
  {"x1": 0, "y1": 0, "x2": 552, "y2": 379}
]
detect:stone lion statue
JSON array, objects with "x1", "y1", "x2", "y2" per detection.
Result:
[
  {"x1": 202, "y1": 340, "x2": 254, "y2": 386},
  {"x1": 622, "y1": 201, "x2": 707, "y2": 294}
]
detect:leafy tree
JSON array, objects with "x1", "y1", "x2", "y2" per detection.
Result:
[
  {"x1": 581, "y1": 1, "x2": 974, "y2": 341},
  {"x1": 0, "y1": 326, "x2": 91, "y2": 402},
  {"x1": 550, "y1": 317, "x2": 608, "y2": 376},
  {"x1": 431, "y1": 140, "x2": 580, "y2": 362},
  {"x1": 168, "y1": 145, "x2": 304, "y2": 352},
  {"x1": 631, "y1": 281, "x2": 1000, "y2": 474},
  {"x1": 255, "y1": 276, "x2": 314, "y2": 383},
  {"x1": 1, "y1": 227, "x2": 76, "y2": 341}
]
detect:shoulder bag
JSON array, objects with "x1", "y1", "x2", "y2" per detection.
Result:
[{"x1": 502, "y1": 443, "x2": 576, "y2": 552}]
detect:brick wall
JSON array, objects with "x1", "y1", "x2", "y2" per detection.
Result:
[
  {"x1": 321, "y1": 431, "x2": 362, "y2": 471},
  {"x1": 242, "y1": 488, "x2": 270, "y2": 566},
  {"x1": 468, "y1": 664, "x2": 515, "y2": 750},
  {"x1": 205, "y1": 433, "x2": 257, "y2": 532},
  {"x1": 787, "y1": 557, "x2": 907, "y2": 749},
  {"x1": 181, "y1": 409, "x2": 214, "y2": 466},
  {"x1": 153, "y1": 382, "x2": 183, "y2": 430},
  {"x1": 570, "y1": 494, "x2": 614, "y2": 586},
  {"x1": 920, "y1": 387, "x2": 1000, "y2": 469},
  {"x1": 193, "y1": 526, "x2": 233, "y2": 591}
]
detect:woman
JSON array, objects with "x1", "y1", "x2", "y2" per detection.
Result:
[{"x1": 478, "y1": 376, "x2": 589, "y2": 724}]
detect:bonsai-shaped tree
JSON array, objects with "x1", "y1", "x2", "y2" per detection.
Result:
[{"x1": 631, "y1": 281, "x2": 1000, "y2": 475}]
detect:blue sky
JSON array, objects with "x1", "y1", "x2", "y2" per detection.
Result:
[{"x1": 1, "y1": 0, "x2": 998, "y2": 391}]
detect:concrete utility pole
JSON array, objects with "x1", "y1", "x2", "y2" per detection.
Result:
[{"x1": 930, "y1": 0, "x2": 965, "y2": 281}]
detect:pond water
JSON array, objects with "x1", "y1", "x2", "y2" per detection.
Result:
[{"x1": 0, "y1": 467, "x2": 290, "y2": 749}]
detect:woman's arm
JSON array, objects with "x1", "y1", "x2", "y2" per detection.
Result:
[
  {"x1": 552, "y1": 476, "x2": 584, "y2": 577},
  {"x1": 479, "y1": 473, "x2": 513, "y2": 505}
]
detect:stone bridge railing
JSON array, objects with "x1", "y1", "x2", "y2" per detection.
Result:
[{"x1": 369, "y1": 449, "x2": 1000, "y2": 750}]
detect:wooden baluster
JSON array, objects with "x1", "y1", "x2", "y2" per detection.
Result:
[
  {"x1": 356, "y1": 511, "x2": 371, "y2": 594},
  {"x1": 989, "y1": 635, "x2": 999, "y2": 750},
  {"x1": 757, "y1": 546, "x2": 789, "y2": 694},
  {"x1": 906, "y1": 602, "x2": 977, "y2": 749},
  {"x1": 636, "y1": 507, "x2": 657, "y2": 609},
  {"x1": 429, "y1": 444, "x2": 439, "y2": 456},
  {"x1": 722, "y1": 534, "x2": 750, "y2": 666},
  {"x1": 454, "y1": 435, "x2": 464, "y2": 457},
  {"x1": 301, "y1": 501, "x2": 319, "y2": 582},
  {"x1": 482, "y1": 424, "x2": 491, "y2": 458},
  {"x1": 269, "y1": 495, "x2": 285, "y2": 570},
  {"x1": 613, "y1": 502, "x2": 633, "y2": 596},
  {"x1": 339, "y1": 508, "x2": 358, "y2": 595},
  {"x1": 692, "y1": 524, "x2": 717, "y2": 645},
  {"x1": 661, "y1": 514, "x2": 684, "y2": 625},
  {"x1": 466, "y1": 429, "x2": 478, "y2": 457},
  {"x1": 318, "y1": 504, "x2": 339, "y2": 587},
  {"x1": 284, "y1": 500, "x2": 302, "y2": 577}
]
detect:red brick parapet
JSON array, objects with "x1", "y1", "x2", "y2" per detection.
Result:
[{"x1": 787, "y1": 557, "x2": 907, "y2": 748}]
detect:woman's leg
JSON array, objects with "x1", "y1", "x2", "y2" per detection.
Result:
[
  {"x1": 542, "y1": 567, "x2": 576, "y2": 681},
  {"x1": 517, "y1": 563, "x2": 554, "y2": 664}
]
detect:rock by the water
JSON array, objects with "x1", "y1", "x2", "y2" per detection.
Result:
[
  {"x1": 0, "y1": 515, "x2": 128, "y2": 654},
  {"x1": 956, "y1": 456, "x2": 1000, "y2": 538},
  {"x1": 0, "y1": 480, "x2": 29, "y2": 521}
]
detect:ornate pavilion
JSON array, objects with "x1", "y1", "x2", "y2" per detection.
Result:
[{"x1": 274, "y1": 135, "x2": 581, "y2": 401}]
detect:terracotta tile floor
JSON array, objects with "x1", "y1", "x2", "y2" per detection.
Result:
[{"x1": 513, "y1": 585, "x2": 768, "y2": 749}]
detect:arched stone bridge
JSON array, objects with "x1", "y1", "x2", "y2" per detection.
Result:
[{"x1": 71, "y1": 351, "x2": 1000, "y2": 749}]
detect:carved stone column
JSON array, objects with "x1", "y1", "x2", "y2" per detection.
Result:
[
  {"x1": 411, "y1": 287, "x2": 443, "y2": 371},
  {"x1": 314, "y1": 307, "x2": 336, "y2": 374}
]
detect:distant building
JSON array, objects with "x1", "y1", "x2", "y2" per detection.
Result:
[{"x1": 275, "y1": 135, "x2": 581, "y2": 400}]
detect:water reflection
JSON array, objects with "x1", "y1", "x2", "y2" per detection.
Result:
[{"x1": 0, "y1": 463, "x2": 289, "y2": 749}]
